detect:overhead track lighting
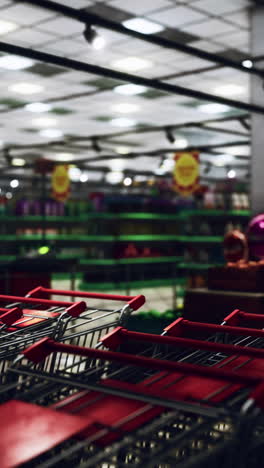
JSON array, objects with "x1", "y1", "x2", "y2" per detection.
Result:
[
  {"x1": 165, "y1": 127, "x2": 175, "y2": 144},
  {"x1": 83, "y1": 25, "x2": 105, "y2": 50}
]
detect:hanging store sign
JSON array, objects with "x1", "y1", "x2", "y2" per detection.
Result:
[
  {"x1": 173, "y1": 152, "x2": 199, "y2": 196},
  {"x1": 51, "y1": 165, "x2": 70, "y2": 202}
]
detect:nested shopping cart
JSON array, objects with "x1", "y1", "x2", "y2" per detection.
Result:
[
  {"x1": 1, "y1": 334, "x2": 264, "y2": 467},
  {"x1": 0, "y1": 286, "x2": 145, "y2": 377},
  {"x1": 0, "y1": 397, "x2": 251, "y2": 468},
  {"x1": 162, "y1": 312, "x2": 264, "y2": 351}
]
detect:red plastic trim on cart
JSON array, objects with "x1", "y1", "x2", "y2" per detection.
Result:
[
  {"x1": 22, "y1": 337, "x2": 264, "y2": 386},
  {"x1": 100, "y1": 327, "x2": 264, "y2": 360},
  {"x1": 0, "y1": 293, "x2": 86, "y2": 317},
  {"x1": 27, "y1": 286, "x2": 145, "y2": 311},
  {"x1": 0, "y1": 307, "x2": 22, "y2": 326},
  {"x1": 163, "y1": 317, "x2": 264, "y2": 339},
  {"x1": 223, "y1": 309, "x2": 264, "y2": 327}
]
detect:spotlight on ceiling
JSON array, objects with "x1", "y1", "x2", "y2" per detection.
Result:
[
  {"x1": 83, "y1": 25, "x2": 105, "y2": 50},
  {"x1": 165, "y1": 127, "x2": 175, "y2": 144},
  {"x1": 91, "y1": 137, "x2": 101, "y2": 153},
  {"x1": 203, "y1": 162, "x2": 211, "y2": 175},
  {"x1": 242, "y1": 59, "x2": 253, "y2": 69},
  {"x1": 123, "y1": 176, "x2": 132, "y2": 187},
  {"x1": 227, "y1": 168, "x2": 236, "y2": 179},
  {"x1": 10, "y1": 179, "x2": 19, "y2": 188}
]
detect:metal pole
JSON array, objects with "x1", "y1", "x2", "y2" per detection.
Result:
[
  {"x1": 41, "y1": 172, "x2": 47, "y2": 245},
  {"x1": 250, "y1": 4, "x2": 264, "y2": 214}
]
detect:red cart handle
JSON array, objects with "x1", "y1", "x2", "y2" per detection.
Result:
[
  {"x1": 27, "y1": 286, "x2": 145, "y2": 311},
  {"x1": 0, "y1": 307, "x2": 22, "y2": 325},
  {"x1": 101, "y1": 327, "x2": 264, "y2": 361},
  {"x1": 0, "y1": 294, "x2": 86, "y2": 318},
  {"x1": 22, "y1": 337, "x2": 264, "y2": 387},
  {"x1": 223, "y1": 309, "x2": 264, "y2": 327},
  {"x1": 164, "y1": 317, "x2": 264, "y2": 339}
]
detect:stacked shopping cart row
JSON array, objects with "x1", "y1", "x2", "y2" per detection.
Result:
[
  {"x1": 1, "y1": 288, "x2": 264, "y2": 467},
  {"x1": 0, "y1": 285, "x2": 145, "y2": 379}
]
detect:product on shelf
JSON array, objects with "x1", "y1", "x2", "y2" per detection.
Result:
[{"x1": 208, "y1": 260, "x2": 264, "y2": 292}]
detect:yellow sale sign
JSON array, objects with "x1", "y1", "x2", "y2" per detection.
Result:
[
  {"x1": 51, "y1": 165, "x2": 70, "y2": 202},
  {"x1": 173, "y1": 152, "x2": 199, "y2": 196}
]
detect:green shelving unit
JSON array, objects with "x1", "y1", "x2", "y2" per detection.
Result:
[
  {"x1": 0, "y1": 234, "x2": 223, "y2": 243},
  {"x1": 0, "y1": 209, "x2": 250, "y2": 223}
]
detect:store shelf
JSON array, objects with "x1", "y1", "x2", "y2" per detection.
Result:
[
  {"x1": 0, "y1": 210, "x2": 250, "y2": 223},
  {"x1": 0, "y1": 212, "x2": 183, "y2": 222},
  {"x1": 0, "y1": 234, "x2": 222, "y2": 243},
  {"x1": 177, "y1": 235, "x2": 223, "y2": 243},
  {"x1": 80, "y1": 256, "x2": 182, "y2": 266},
  {"x1": 178, "y1": 262, "x2": 223, "y2": 270},
  {"x1": 0, "y1": 235, "x2": 115, "y2": 242},
  {"x1": 79, "y1": 278, "x2": 178, "y2": 292},
  {"x1": 185, "y1": 209, "x2": 250, "y2": 217},
  {"x1": 0, "y1": 255, "x2": 17, "y2": 262}
]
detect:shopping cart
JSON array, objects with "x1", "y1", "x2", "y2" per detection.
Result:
[
  {"x1": 1, "y1": 336, "x2": 264, "y2": 467},
  {"x1": 223, "y1": 309, "x2": 264, "y2": 328},
  {"x1": 164, "y1": 314, "x2": 264, "y2": 348},
  {"x1": 0, "y1": 286, "x2": 145, "y2": 378},
  {"x1": 0, "y1": 398, "x2": 248, "y2": 468},
  {"x1": 3, "y1": 332, "x2": 264, "y2": 410}
]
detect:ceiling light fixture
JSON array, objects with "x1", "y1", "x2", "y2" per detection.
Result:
[
  {"x1": 106, "y1": 171, "x2": 123, "y2": 184},
  {"x1": 25, "y1": 102, "x2": 52, "y2": 113},
  {"x1": 48, "y1": 152, "x2": 73, "y2": 162},
  {"x1": 242, "y1": 59, "x2": 253, "y2": 69},
  {"x1": 165, "y1": 127, "x2": 175, "y2": 144},
  {"x1": 0, "y1": 55, "x2": 33, "y2": 70},
  {"x1": 123, "y1": 177, "x2": 132, "y2": 186},
  {"x1": 10, "y1": 179, "x2": 19, "y2": 188},
  {"x1": 39, "y1": 129, "x2": 63, "y2": 139},
  {"x1": 116, "y1": 146, "x2": 130, "y2": 155},
  {"x1": 110, "y1": 118, "x2": 136, "y2": 128},
  {"x1": 199, "y1": 103, "x2": 230, "y2": 114},
  {"x1": 80, "y1": 173, "x2": 89, "y2": 183},
  {"x1": 222, "y1": 146, "x2": 249, "y2": 156},
  {"x1": 12, "y1": 158, "x2": 25, "y2": 167},
  {"x1": 69, "y1": 167, "x2": 81, "y2": 182},
  {"x1": 114, "y1": 84, "x2": 147, "y2": 96},
  {"x1": 214, "y1": 154, "x2": 234, "y2": 167},
  {"x1": 112, "y1": 56, "x2": 153, "y2": 72},
  {"x1": 174, "y1": 138, "x2": 188, "y2": 149},
  {"x1": 0, "y1": 20, "x2": 18, "y2": 35},
  {"x1": 32, "y1": 117, "x2": 57, "y2": 127},
  {"x1": 9, "y1": 83, "x2": 44, "y2": 95},
  {"x1": 83, "y1": 24, "x2": 105, "y2": 50},
  {"x1": 123, "y1": 18, "x2": 164, "y2": 35},
  {"x1": 213, "y1": 84, "x2": 245, "y2": 96},
  {"x1": 6, "y1": 192, "x2": 12, "y2": 199},
  {"x1": 227, "y1": 168, "x2": 236, "y2": 179},
  {"x1": 162, "y1": 158, "x2": 175, "y2": 171},
  {"x1": 110, "y1": 158, "x2": 126, "y2": 172},
  {"x1": 112, "y1": 103, "x2": 139, "y2": 114}
]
